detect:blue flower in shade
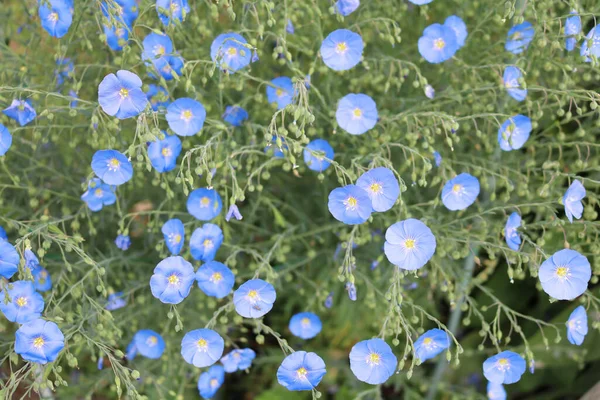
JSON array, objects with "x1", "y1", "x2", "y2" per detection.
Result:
[
  {"x1": 3, "y1": 99, "x2": 37, "y2": 126},
  {"x1": 225, "y1": 204, "x2": 243, "y2": 222},
  {"x1": 68, "y1": 90, "x2": 78, "y2": 108},
  {"x1": 98, "y1": 70, "x2": 147, "y2": 119},
  {"x1": 100, "y1": 0, "x2": 138, "y2": 26},
  {"x1": 503, "y1": 67, "x2": 527, "y2": 102},
  {"x1": 304, "y1": 139, "x2": 334, "y2": 172},
  {"x1": 349, "y1": 338, "x2": 397, "y2": 385},
  {"x1": 150, "y1": 256, "x2": 196, "y2": 304},
  {"x1": 563, "y1": 180, "x2": 585, "y2": 223},
  {"x1": 384, "y1": 219, "x2": 436, "y2": 271},
  {"x1": 539, "y1": 249, "x2": 591, "y2": 301},
  {"x1": 325, "y1": 292, "x2": 333, "y2": 308},
  {"x1": 115, "y1": 234, "x2": 131, "y2": 250},
  {"x1": 81, "y1": 178, "x2": 116, "y2": 212},
  {"x1": 565, "y1": 15, "x2": 581, "y2": 52},
  {"x1": 346, "y1": 282, "x2": 357, "y2": 301},
  {"x1": 424, "y1": 85, "x2": 435, "y2": 99},
  {"x1": 356, "y1": 167, "x2": 400, "y2": 212},
  {"x1": 15, "y1": 319, "x2": 65, "y2": 364},
  {"x1": 196, "y1": 261, "x2": 235, "y2": 299},
  {"x1": 498, "y1": 114, "x2": 531, "y2": 151},
  {"x1": 190, "y1": 224, "x2": 223, "y2": 262},
  {"x1": 198, "y1": 364, "x2": 225, "y2": 399},
  {"x1": 409, "y1": 0, "x2": 433, "y2": 4},
  {"x1": 142, "y1": 33, "x2": 173, "y2": 65},
  {"x1": 289, "y1": 312, "x2": 322, "y2": 340},
  {"x1": 566, "y1": 306, "x2": 588, "y2": 346},
  {"x1": 104, "y1": 25, "x2": 129, "y2": 51},
  {"x1": 97, "y1": 356, "x2": 104, "y2": 370},
  {"x1": 336, "y1": 0, "x2": 360, "y2": 16},
  {"x1": 221, "y1": 348, "x2": 256, "y2": 372},
  {"x1": 0, "y1": 240, "x2": 19, "y2": 279},
  {"x1": 166, "y1": 98, "x2": 206, "y2": 137},
  {"x1": 0, "y1": 281, "x2": 45, "y2": 324},
  {"x1": 413, "y1": 329, "x2": 450, "y2": 362},
  {"x1": 187, "y1": 188, "x2": 223, "y2": 221},
  {"x1": 23, "y1": 250, "x2": 51, "y2": 292},
  {"x1": 55, "y1": 58, "x2": 73, "y2": 86},
  {"x1": 181, "y1": 328, "x2": 224, "y2": 368},
  {"x1": 133, "y1": 329, "x2": 165, "y2": 359},
  {"x1": 24, "y1": 249, "x2": 39, "y2": 271},
  {"x1": 580, "y1": 26, "x2": 600, "y2": 60},
  {"x1": 441, "y1": 173, "x2": 480, "y2": 211},
  {"x1": 266, "y1": 77, "x2": 295, "y2": 110},
  {"x1": 156, "y1": 0, "x2": 190, "y2": 26},
  {"x1": 277, "y1": 351, "x2": 326, "y2": 391},
  {"x1": 328, "y1": 185, "x2": 372, "y2": 225},
  {"x1": 161, "y1": 219, "x2": 185, "y2": 255},
  {"x1": 483, "y1": 351, "x2": 526, "y2": 384},
  {"x1": 444, "y1": 16, "x2": 467, "y2": 48},
  {"x1": 487, "y1": 382, "x2": 507, "y2": 400},
  {"x1": 418, "y1": 23, "x2": 458, "y2": 64},
  {"x1": 222, "y1": 106, "x2": 248, "y2": 127},
  {"x1": 504, "y1": 212, "x2": 521, "y2": 251},
  {"x1": 233, "y1": 279, "x2": 276, "y2": 318},
  {"x1": 286, "y1": 19, "x2": 294, "y2": 34},
  {"x1": 91, "y1": 149, "x2": 133, "y2": 185},
  {"x1": 146, "y1": 84, "x2": 169, "y2": 111},
  {"x1": 433, "y1": 151, "x2": 442, "y2": 167},
  {"x1": 106, "y1": 292, "x2": 127, "y2": 311},
  {"x1": 0, "y1": 124, "x2": 12, "y2": 156},
  {"x1": 505, "y1": 22, "x2": 535, "y2": 54},
  {"x1": 336, "y1": 93, "x2": 378, "y2": 135},
  {"x1": 39, "y1": 0, "x2": 73, "y2": 38},
  {"x1": 148, "y1": 134, "x2": 182, "y2": 173},
  {"x1": 210, "y1": 33, "x2": 252, "y2": 73},
  {"x1": 264, "y1": 135, "x2": 288, "y2": 158},
  {"x1": 152, "y1": 55, "x2": 184, "y2": 81},
  {"x1": 320, "y1": 29, "x2": 364, "y2": 71}
]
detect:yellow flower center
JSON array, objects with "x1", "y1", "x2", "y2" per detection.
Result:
[
  {"x1": 301, "y1": 317, "x2": 311, "y2": 326},
  {"x1": 210, "y1": 378, "x2": 219, "y2": 388},
  {"x1": 172, "y1": 234, "x2": 182, "y2": 244},
  {"x1": 405, "y1": 239, "x2": 416, "y2": 249},
  {"x1": 49, "y1": 12, "x2": 59, "y2": 22},
  {"x1": 147, "y1": 336, "x2": 158, "y2": 346},
  {"x1": 556, "y1": 266, "x2": 569, "y2": 278},
  {"x1": 497, "y1": 358, "x2": 509, "y2": 366},
  {"x1": 227, "y1": 47, "x2": 237, "y2": 56},
  {"x1": 423, "y1": 337, "x2": 433, "y2": 345},
  {"x1": 94, "y1": 188, "x2": 104, "y2": 197},
  {"x1": 434, "y1": 39, "x2": 446, "y2": 50},
  {"x1": 370, "y1": 182, "x2": 382, "y2": 194},
  {"x1": 33, "y1": 337, "x2": 45, "y2": 348},
  {"x1": 119, "y1": 88, "x2": 129, "y2": 98},
  {"x1": 161, "y1": 147, "x2": 172, "y2": 157},
  {"x1": 182, "y1": 110, "x2": 193, "y2": 121},
  {"x1": 336, "y1": 42, "x2": 348, "y2": 53},
  {"x1": 296, "y1": 367, "x2": 308, "y2": 378},
  {"x1": 170, "y1": 2, "x2": 179, "y2": 12},
  {"x1": 452, "y1": 184, "x2": 462, "y2": 193},
  {"x1": 16, "y1": 297, "x2": 28, "y2": 307},
  {"x1": 200, "y1": 197, "x2": 210, "y2": 207},
  {"x1": 346, "y1": 196, "x2": 357, "y2": 207},
  {"x1": 203, "y1": 239, "x2": 213, "y2": 248},
  {"x1": 368, "y1": 352, "x2": 381, "y2": 365},
  {"x1": 248, "y1": 289, "x2": 259, "y2": 299},
  {"x1": 276, "y1": 88, "x2": 284, "y2": 97},
  {"x1": 108, "y1": 158, "x2": 120, "y2": 170},
  {"x1": 155, "y1": 45, "x2": 165, "y2": 56},
  {"x1": 197, "y1": 339, "x2": 208, "y2": 349},
  {"x1": 353, "y1": 108, "x2": 363, "y2": 118},
  {"x1": 512, "y1": 32, "x2": 522, "y2": 40},
  {"x1": 211, "y1": 272, "x2": 223, "y2": 282},
  {"x1": 168, "y1": 274, "x2": 180, "y2": 285}
]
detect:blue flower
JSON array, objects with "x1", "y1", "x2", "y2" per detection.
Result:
[
  {"x1": 503, "y1": 66, "x2": 527, "y2": 102},
  {"x1": 264, "y1": 135, "x2": 288, "y2": 158},
  {"x1": 580, "y1": 26, "x2": 600, "y2": 61},
  {"x1": 81, "y1": 178, "x2": 116, "y2": 212},
  {"x1": 233, "y1": 279, "x2": 276, "y2": 318},
  {"x1": 325, "y1": 292, "x2": 333, "y2": 308},
  {"x1": 349, "y1": 338, "x2": 397, "y2": 384},
  {"x1": 152, "y1": 55, "x2": 184, "y2": 81},
  {"x1": 433, "y1": 151, "x2": 442, "y2": 167},
  {"x1": 161, "y1": 219, "x2": 185, "y2": 255},
  {"x1": 68, "y1": 90, "x2": 78, "y2": 108},
  {"x1": 210, "y1": 33, "x2": 252, "y2": 73},
  {"x1": 483, "y1": 351, "x2": 526, "y2": 384},
  {"x1": 225, "y1": 204, "x2": 243, "y2": 222},
  {"x1": 146, "y1": 84, "x2": 170, "y2": 111},
  {"x1": 356, "y1": 167, "x2": 400, "y2": 212},
  {"x1": 106, "y1": 292, "x2": 127, "y2": 311},
  {"x1": 504, "y1": 212, "x2": 521, "y2": 251},
  {"x1": 187, "y1": 188, "x2": 223, "y2": 221},
  {"x1": 0, "y1": 226, "x2": 7, "y2": 241},
  {"x1": 3, "y1": 99, "x2": 37, "y2": 126},
  {"x1": 190, "y1": 224, "x2": 223, "y2": 262},
  {"x1": 55, "y1": 58, "x2": 74, "y2": 86},
  {"x1": 100, "y1": 0, "x2": 138, "y2": 27},
  {"x1": 0, "y1": 240, "x2": 20, "y2": 279},
  {"x1": 148, "y1": 134, "x2": 182, "y2": 173},
  {"x1": 320, "y1": 29, "x2": 364, "y2": 71},
  {"x1": 0, "y1": 281, "x2": 45, "y2": 324},
  {"x1": 115, "y1": 234, "x2": 131, "y2": 251},
  {"x1": 289, "y1": 312, "x2": 322, "y2": 340},
  {"x1": 97, "y1": 356, "x2": 104, "y2": 370},
  {"x1": 286, "y1": 20, "x2": 294, "y2": 34},
  {"x1": 126, "y1": 340, "x2": 137, "y2": 360},
  {"x1": 222, "y1": 106, "x2": 248, "y2": 127},
  {"x1": 166, "y1": 98, "x2": 206, "y2": 137},
  {"x1": 304, "y1": 139, "x2": 334, "y2": 172},
  {"x1": 91, "y1": 149, "x2": 133, "y2": 185},
  {"x1": 414, "y1": 329, "x2": 450, "y2": 362},
  {"x1": 346, "y1": 282, "x2": 357, "y2": 301},
  {"x1": 424, "y1": 85, "x2": 435, "y2": 99},
  {"x1": 336, "y1": 93, "x2": 378, "y2": 135},
  {"x1": 539, "y1": 249, "x2": 591, "y2": 301},
  {"x1": 444, "y1": 16, "x2": 467, "y2": 48},
  {"x1": 409, "y1": 0, "x2": 433, "y2": 4},
  {"x1": 39, "y1": 0, "x2": 73, "y2": 38},
  {"x1": 150, "y1": 256, "x2": 196, "y2": 304},
  {"x1": 266, "y1": 77, "x2": 295, "y2": 110},
  {"x1": 563, "y1": 180, "x2": 586, "y2": 223},
  {"x1": 196, "y1": 261, "x2": 235, "y2": 299},
  {"x1": 142, "y1": 33, "x2": 173, "y2": 65},
  {"x1": 566, "y1": 306, "x2": 588, "y2": 345},
  {"x1": 15, "y1": 319, "x2": 64, "y2": 364},
  {"x1": 221, "y1": 348, "x2": 256, "y2": 372},
  {"x1": 384, "y1": 219, "x2": 436, "y2": 270},
  {"x1": 133, "y1": 329, "x2": 165, "y2": 359},
  {"x1": 98, "y1": 70, "x2": 147, "y2": 119},
  {"x1": 104, "y1": 25, "x2": 129, "y2": 51},
  {"x1": 277, "y1": 351, "x2": 326, "y2": 391},
  {"x1": 328, "y1": 185, "x2": 372, "y2": 225},
  {"x1": 336, "y1": 0, "x2": 360, "y2": 16},
  {"x1": 505, "y1": 22, "x2": 535, "y2": 54},
  {"x1": 487, "y1": 382, "x2": 507, "y2": 400},
  {"x1": 498, "y1": 114, "x2": 531, "y2": 151},
  {"x1": 156, "y1": 0, "x2": 190, "y2": 26},
  {"x1": 441, "y1": 173, "x2": 480, "y2": 211},
  {"x1": 181, "y1": 328, "x2": 224, "y2": 367},
  {"x1": 198, "y1": 364, "x2": 225, "y2": 399},
  {"x1": 418, "y1": 24, "x2": 458, "y2": 63},
  {"x1": 0, "y1": 123, "x2": 12, "y2": 156},
  {"x1": 565, "y1": 12, "x2": 581, "y2": 51}
]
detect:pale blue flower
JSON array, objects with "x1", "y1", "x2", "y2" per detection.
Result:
[
  {"x1": 277, "y1": 351, "x2": 326, "y2": 391},
  {"x1": 349, "y1": 338, "x2": 397, "y2": 384},
  {"x1": 336, "y1": 93, "x2": 378, "y2": 135},
  {"x1": 384, "y1": 219, "x2": 436, "y2": 270},
  {"x1": 414, "y1": 329, "x2": 449, "y2": 362},
  {"x1": 504, "y1": 212, "x2": 521, "y2": 251},
  {"x1": 563, "y1": 180, "x2": 585, "y2": 223},
  {"x1": 320, "y1": 29, "x2": 364, "y2": 71},
  {"x1": 539, "y1": 249, "x2": 591, "y2": 300},
  {"x1": 503, "y1": 66, "x2": 527, "y2": 102},
  {"x1": 441, "y1": 173, "x2": 480, "y2": 211},
  {"x1": 566, "y1": 306, "x2": 588, "y2": 345},
  {"x1": 483, "y1": 351, "x2": 526, "y2": 384}
]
